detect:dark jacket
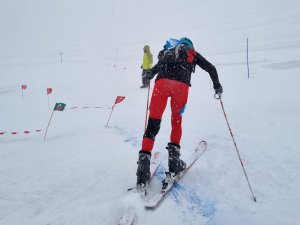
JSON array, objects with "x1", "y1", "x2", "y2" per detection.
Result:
[{"x1": 147, "y1": 44, "x2": 221, "y2": 89}]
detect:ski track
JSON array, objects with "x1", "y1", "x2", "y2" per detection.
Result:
[
  {"x1": 155, "y1": 165, "x2": 215, "y2": 224},
  {"x1": 111, "y1": 121, "x2": 216, "y2": 225},
  {"x1": 109, "y1": 125, "x2": 142, "y2": 148}
]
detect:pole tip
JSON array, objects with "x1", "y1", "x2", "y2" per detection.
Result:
[{"x1": 253, "y1": 196, "x2": 257, "y2": 202}]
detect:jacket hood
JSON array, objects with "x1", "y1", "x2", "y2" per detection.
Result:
[{"x1": 143, "y1": 45, "x2": 151, "y2": 53}]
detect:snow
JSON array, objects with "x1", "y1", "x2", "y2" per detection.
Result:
[{"x1": 1, "y1": 0, "x2": 300, "y2": 224}]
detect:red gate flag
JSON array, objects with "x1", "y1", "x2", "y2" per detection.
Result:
[
  {"x1": 114, "y1": 96, "x2": 125, "y2": 105},
  {"x1": 21, "y1": 85, "x2": 27, "y2": 90},
  {"x1": 47, "y1": 88, "x2": 53, "y2": 94}
]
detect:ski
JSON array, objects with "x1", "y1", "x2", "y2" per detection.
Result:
[
  {"x1": 118, "y1": 150, "x2": 163, "y2": 225},
  {"x1": 144, "y1": 140, "x2": 207, "y2": 209}
]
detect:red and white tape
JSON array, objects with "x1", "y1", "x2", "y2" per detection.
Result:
[
  {"x1": 67, "y1": 106, "x2": 112, "y2": 110},
  {"x1": 0, "y1": 130, "x2": 43, "y2": 136}
]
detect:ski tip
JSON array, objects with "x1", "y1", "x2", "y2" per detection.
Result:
[
  {"x1": 199, "y1": 140, "x2": 208, "y2": 149},
  {"x1": 194, "y1": 140, "x2": 208, "y2": 153}
]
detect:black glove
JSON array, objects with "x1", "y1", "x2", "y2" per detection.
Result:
[
  {"x1": 144, "y1": 70, "x2": 155, "y2": 80},
  {"x1": 141, "y1": 65, "x2": 143, "y2": 69},
  {"x1": 214, "y1": 84, "x2": 223, "y2": 99}
]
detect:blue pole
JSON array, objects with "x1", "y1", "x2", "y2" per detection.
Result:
[{"x1": 247, "y1": 38, "x2": 250, "y2": 78}]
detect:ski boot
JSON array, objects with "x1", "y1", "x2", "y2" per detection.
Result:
[
  {"x1": 167, "y1": 143, "x2": 186, "y2": 175},
  {"x1": 162, "y1": 143, "x2": 186, "y2": 191},
  {"x1": 136, "y1": 150, "x2": 151, "y2": 194}
]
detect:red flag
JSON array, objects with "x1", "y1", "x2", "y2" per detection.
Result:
[
  {"x1": 21, "y1": 85, "x2": 27, "y2": 90},
  {"x1": 114, "y1": 96, "x2": 125, "y2": 105},
  {"x1": 12, "y1": 132, "x2": 18, "y2": 135},
  {"x1": 24, "y1": 131, "x2": 30, "y2": 134},
  {"x1": 0, "y1": 132, "x2": 5, "y2": 135},
  {"x1": 47, "y1": 88, "x2": 52, "y2": 94}
]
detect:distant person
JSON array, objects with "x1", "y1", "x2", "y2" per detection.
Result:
[
  {"x1": 140, "y1": 45, "x2": 153, "y2": 88},
  {"x1": 136, "y1": 37, "x2": 223, "y2": 191}
]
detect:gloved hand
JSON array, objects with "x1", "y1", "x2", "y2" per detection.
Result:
[
  {"x1": 141, "y1": 65, "x2": 143, "y2": 69},
  {"x1": 144, "y1": 70, "x2": 155, "y2": 80},
  {"x1": 214, "y1": 84, "x2": 223, "y2": 99}
]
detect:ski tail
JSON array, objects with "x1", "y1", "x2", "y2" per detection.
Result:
[
  {"x1": 119, "y1": 150, "x2": 164, "y2": 224},
  {"x1": 118, "y1": 210, "x2": 136, "y2": 225}
]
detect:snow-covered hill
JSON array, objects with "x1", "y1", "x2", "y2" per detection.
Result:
[{"x1": 1, "y1": 0, "x2": 300, "y2": 224}]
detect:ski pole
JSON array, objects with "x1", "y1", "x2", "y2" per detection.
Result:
[
  {"x1": 144, "y1": 83, "x2": 151, "y2": 132},
  {"x1": 215, "y1": 94, "x2": 257, "y2": 202}
]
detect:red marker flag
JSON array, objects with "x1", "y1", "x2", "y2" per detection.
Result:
[
  {"x1": 114, "y1": 96, "x2": 125, "y2": 105},
  {"x1": 47, "y1": 88, "x2": 53, "y2": 94},
  {"x1": 46, "y1": 88, "x2": 53, "y2": 110},
  {"x1": 105, "y1": 96, "x2": 126, "y2": 127},
  {"x1": 21, "y1": 85, "x2": 27, "y2": 100}
]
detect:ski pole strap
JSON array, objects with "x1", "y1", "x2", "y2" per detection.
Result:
[{"x1": 214, "y1": 93, "x2": 221, "y2": 99}]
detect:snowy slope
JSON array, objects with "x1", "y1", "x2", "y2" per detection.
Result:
[{"x1": 1, "y1": 0, "x2": 300, "y2": 225}]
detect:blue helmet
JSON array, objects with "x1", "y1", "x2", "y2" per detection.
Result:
[{"x1": 179, "y1": 37, "x2": 194, "y2": 49}]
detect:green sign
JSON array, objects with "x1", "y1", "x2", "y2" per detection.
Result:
[{"x1": 54, "y1": 103, "x2": 66, "y2": 111}]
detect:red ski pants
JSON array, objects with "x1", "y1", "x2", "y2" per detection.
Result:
[{"x1": 142, "y1": 79, "x2": 189, "y2": 152}]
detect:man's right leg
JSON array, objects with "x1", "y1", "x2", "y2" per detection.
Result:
[
  {"x1": 167, "y1": 142, "x2": 186, "y2": 175},
  {"x1": 167, "y1": 81, "x2": 189, "y2": 175}
]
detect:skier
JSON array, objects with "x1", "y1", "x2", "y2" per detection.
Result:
[
  {"x1": 136, "y1": 37, "x2": 223, "y2": 190},
  {"x1": 140, "y1": 45, "x2": 153, "y2": 88}
]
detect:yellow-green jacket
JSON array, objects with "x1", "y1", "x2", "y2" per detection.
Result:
[{"x1": 141, "y1": 45, "x2": 153, "y2": 70}]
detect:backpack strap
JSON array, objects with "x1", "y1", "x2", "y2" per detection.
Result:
[{"x1": 187, "y1": 49, "x2": 196, "y2": 63}]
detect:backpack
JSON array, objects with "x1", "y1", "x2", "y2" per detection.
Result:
[{"x1": 160, "y1": 38, "x2": 196, "y2": 72}]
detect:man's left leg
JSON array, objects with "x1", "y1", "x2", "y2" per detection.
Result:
[{"x1": 137, "y1": 79, "x2": 169, "y2": 188}]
